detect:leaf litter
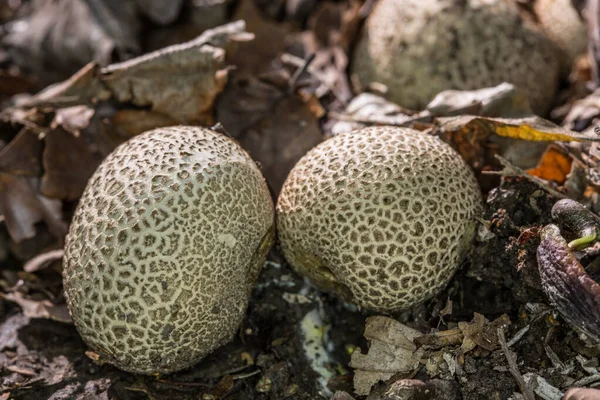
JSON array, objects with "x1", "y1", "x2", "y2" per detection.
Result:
[{"x1": 3, "y1": 1, "x2": 600, "y2": 399}]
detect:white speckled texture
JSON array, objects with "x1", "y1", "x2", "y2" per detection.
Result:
[
  {"x1": 277, "y1": 127, "x2": 483, "y2": 313},
  {"x1": 352, "y1": 0, "x2": 560, "y2": 115},
  {"x1": 63, "y1": 126, "x2": 274, "y2": 374}
]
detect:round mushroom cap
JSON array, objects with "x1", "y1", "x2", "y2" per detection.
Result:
[
  {"x1": 63, "y1": 126, "x2": 274, "y2": 374},
  {"x1": 535, "y1": 0, "x2": 587, "y2": 73},
  {"x1": 351, "y1": 0, "x2": 560, "y2": 115},
  {"x1": 276, "y1": 126, "x2": 483, "y2": 313}
]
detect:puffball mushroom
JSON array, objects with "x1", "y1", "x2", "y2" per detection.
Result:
[
  {"x1": 277, "y1": 126, "x2": 483, "y2": 313},
  {"x1": 534, "y1": 0, "x2": 587, "y2": 73},
  {"x1": 63, "y1": 126, "x2": 274, "y2": 374},
  {"x1": 351, "y1": 0, "x2": 560, "y2": 115}
]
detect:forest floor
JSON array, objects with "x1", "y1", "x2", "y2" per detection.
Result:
[{"x1": 2, "y1": 1, "x2": 600, "y2": 399}]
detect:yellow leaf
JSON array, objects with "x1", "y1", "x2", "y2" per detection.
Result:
[{"x1": 437, "y1": 115, "x2": 600, "y2": 142}]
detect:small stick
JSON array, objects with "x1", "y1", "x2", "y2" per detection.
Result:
[
  {"x1": 485, "y1": 155, "x2": 600, "y2": 226},
  {"x1": 483, "y1": 155, "x2": 567, "y2": 200},
  {"x1": 498, "y1": 326, "x2": 536, "y2": 400},
  {"x1": 288, "y1": 53, "x2": 316, "y2": 93}
]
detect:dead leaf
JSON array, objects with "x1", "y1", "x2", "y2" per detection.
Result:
[
  {"x1": 3, "y1": 0, "x2": 140, "y2": 86},
  {"x1": 110, "y1": 110, "x2": 177, "y2": 140},
  {"x1": 23, "y1": 249, "x2": 64, "y2": 273},
  {"x1": 330, "y1": 93, "x2": 416, "y2": 136},
  {"x1": 527, "y1": 145, "x2": 573, "y2": 184},
  {"x1": 460, "y1": 313, "x2": 511, "y2": 352},
  {"x1": 0, "y1": 129, "x2": 42, "y2": 176},
  {"x1": 18, "y1": 62, "x2": 110, "y2": 109},
  {"x1": 437, "y1": 114, "x2": 599, "y2": 142},
  {"x1": 2, "y1": 291, "x2": 72, "y2": 323},
  {"x1": 5, "y1": 365, "x2": 36, "y2": 376},
  {"x1": 217, "y1": 75, "x2": 323, "y2": 193},
  {"x1": 415, "y1": 313, "x2": 511, "y2": 353},
  {"x1": 41, "y1": 128, "x2": 104, "y2": 200},
  {"x1": 101, "y1": 21, "x2": 249, "y2": 124},
  {"x1": 0, "y1": 174, "x2": 67, "y2": 243},
  {"x1": 51, "y1": 105, "x2": 95, "y2": 136},
  {"x1": 134, "y1": 0, "x2": 185, "y2": 25},
  {"x1": 229, "y1": 0, "x2": 292, "y2": 75},
  {"x1": 349, "y1": 316, "x2": 423, "y2": 396},
  {"x1": 426, "y1": 83, "x2": 532, "y2": 118}
]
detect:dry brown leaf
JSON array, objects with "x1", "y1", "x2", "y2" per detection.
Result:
[
  {"x1": 101, "y1": 45, "x2": 226, "y2": 124},
  {"x1": 349, "y1": 316, "x2": 423, "y2": 396},
  {"x1": 0, "y1": 130, "x2": 62, "y2": 244},
  {"x1": 9, "y1": 21, "x2": 250, "y2": 124},
  {"x1": 110, "y1": 110, "x2": 177, "y2": 140},
  {"x1": 526, "y1": 145, "x2": 573, "y2": 184},
  {"x1": 415, "y1": 313, "x2": 510, "y2": 353},
  {"x1": 459, "y1": 313, "x2": 511, "y2": 352},
  {"x1": 0, "y1": 174, "x2": 67, "y2": 243},
  {"x1": 0, "y1": 129, "x2": 42, "y2": 176},
  {"x1": 19, "y1": 62, "x2": 110, "y2": 109},
  {"x1": 229, "y1": 0, "x2": 292, "y2": 75},
  {"x1": 41, "y1": 128, "x2": 104, "y2": 200},
  {"x1": 100, "y1": 21, "x2": 250, "y2": 124},
  {"x1": 217, "y1": 75, "x2": 323, "y2": 193},
  {"x1": 2, "y1": 291, "x2": 72, "y2": 323},
  {"x1": 3, "y1": 0, "x2": 140, "y2": 86}
]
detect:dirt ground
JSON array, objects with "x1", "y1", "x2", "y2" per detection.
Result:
[{"x1": 3, "y1": 0, "x2": 600, "y2": 399}]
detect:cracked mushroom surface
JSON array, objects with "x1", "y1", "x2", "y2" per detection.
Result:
[
  {"x1": 276, "y1": 126, "x2": 483, "y2": 313},
  {"x1": 62, "y1": 126, "x2": 274, "y2": 374},
  {"x1": 351, "y1": 0, "x2": 560, "y2": 115}
]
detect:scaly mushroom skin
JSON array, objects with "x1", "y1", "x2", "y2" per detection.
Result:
[
  {"x1": 277, "y1": 126, "x2": 483, "y2": 313},
  {"x1": 352, "y1": 0, "x2": 560, "y2": 115},
  {"x1": 63, "y1": 126, "x2": 274, "y2": 374}
]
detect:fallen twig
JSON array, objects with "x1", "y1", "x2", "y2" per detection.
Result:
[
  {"x1": 484, "y1": 155, "x2": 568, "y2": 200},
  {"x1": 497, "y1": 326, "x2": 536, "y2": 400}
]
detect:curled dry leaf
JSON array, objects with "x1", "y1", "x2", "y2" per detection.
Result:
[
  {"x1": 101, "y1": 21, "x2": 250, "y2": 124},
  {"x1": 9, "y1": 21, "x2": 250, "y2": 124},
  {"x1": 426, "y1": 83, "x2": 532, "y2": 118},
  {"x1": 537, "y1": 224, "x2": 600, "y2": 342},
  {"x1": 349, "y1": 316, "x2": 423, "y2": 396},
  {"x1": 437, "y1": 114, "x2": 599, "y2": 143},
  {"x1": 1, "y1": 291, "x2": 71, "y2": 323}
]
